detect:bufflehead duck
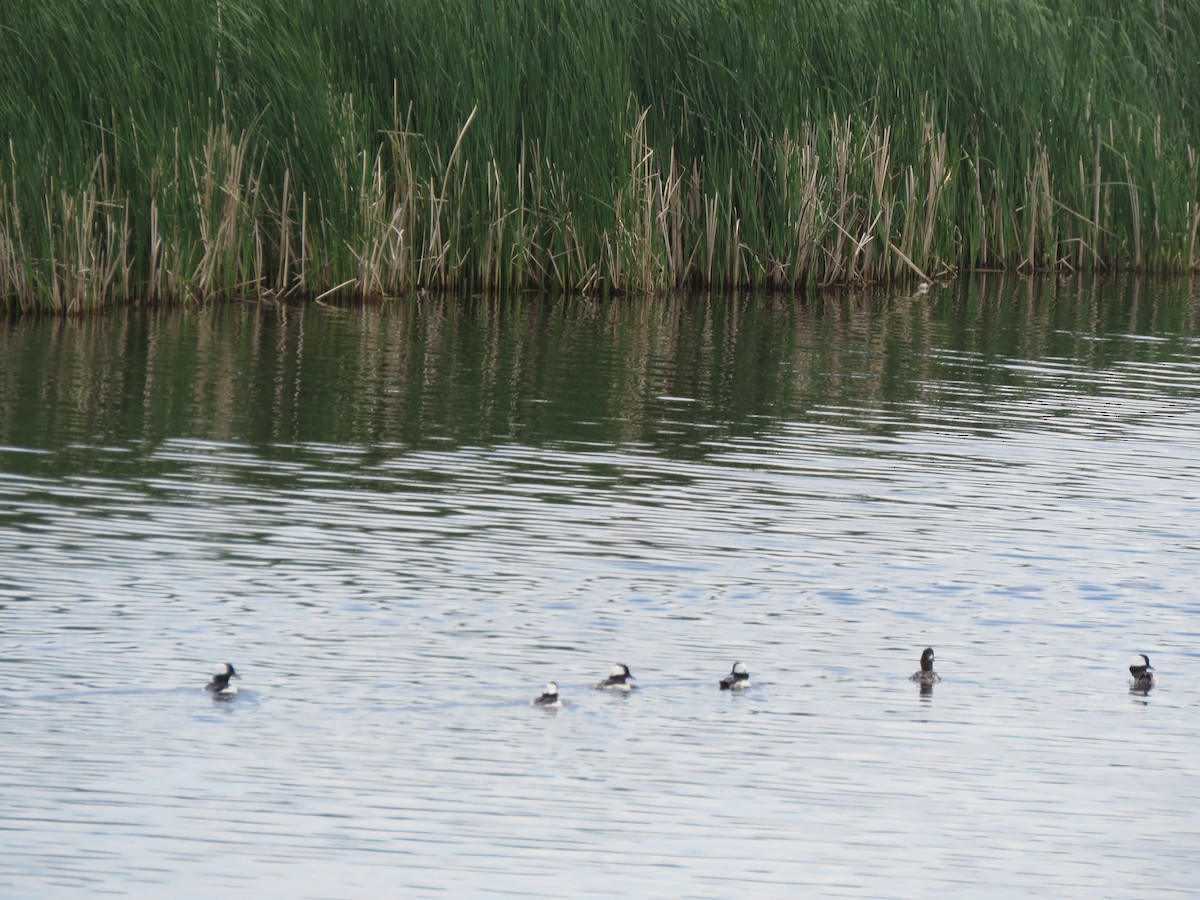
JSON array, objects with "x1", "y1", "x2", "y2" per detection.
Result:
[
  {"x1": 1129, "y1": 654, "x2": 1155, "y2": 692},
  {"x1": 205, "y1": 663, "x2": 239, "y2": 695},
  {"x1": 533, "y1": 682, "x2": 562, "y2": 707},
  {"x1": 594, "y1": 663, "x2": 635, "y2": 691},
  {"x1": 719, "y1": 661, "x2": 751, "y2": 690},
  {"x1": 910, "y1": 648, "x2": 941, "y2": 685}
]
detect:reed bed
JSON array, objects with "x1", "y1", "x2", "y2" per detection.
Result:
[{"x1": 1, "y1": 0, "x2": 1197, "y2": 312}]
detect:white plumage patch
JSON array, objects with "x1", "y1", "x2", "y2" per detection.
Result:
[
  {"x1": 1130, "y1": 654, "x2": 1149, "y2": 669},
  {"x1": 610, "y1": 664, "x2": 628, "y2": 678},
  {"x1": 732, "y1": 662, "x2": 748, "y2": 676}
]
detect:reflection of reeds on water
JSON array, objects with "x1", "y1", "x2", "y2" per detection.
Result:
[
  {"x1": 2, "y1": 277, "x2": 1195, "y2": 454},
  {"x1": 2, "y1": 1, "x2": 1198, "y2": 311}
]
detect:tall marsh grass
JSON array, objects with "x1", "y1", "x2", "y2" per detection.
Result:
[{"x1": 1, "y1": 0, "x2": 1198, "y2": 311}]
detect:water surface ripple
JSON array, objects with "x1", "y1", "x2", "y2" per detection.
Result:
[{"x1": 1, "y1": 278, "x2": 1198, "y2": 897}]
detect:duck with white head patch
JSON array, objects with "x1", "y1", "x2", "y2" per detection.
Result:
[
  {"x1": 719, "y1": 661, "x2": 751, "y2": 690},
  {"x1": 594, "y1": 663, "x2": 635, "y2": 691},
  {"x1": 533, "y1": 682, "x2": 562, "y2": 707},
  {"x1": 1129, "y1": 654, "x2": 1155, "y2": 692},
  {"x1": 205, "y1": 662, "x2": 239, "y2": 695},
  {"x1": 910, "y1": 648, "x2": 940, "y2": 685}
]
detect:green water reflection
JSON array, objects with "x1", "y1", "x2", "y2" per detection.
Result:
[{"x1": 1, "y1": 276, "x2": 1197, "y2": 465}]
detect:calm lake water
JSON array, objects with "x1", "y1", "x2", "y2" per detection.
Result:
[{"x1": 2, "y1": 278, "x2": 1199, "y2": 897}]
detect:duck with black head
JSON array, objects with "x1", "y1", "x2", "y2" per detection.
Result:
[
  {"x1": 205, "y1": 663, "x2": 239, "y2": 695},
  {"x1": 909, "y1": 648, "x2": 940, "y2": 686},
  {"x1": 533, "y1": 682, "x2": 563, "y2": 708},
  {"x1": 1129, "y1": 654, "x2": 1155, "y2": 692},
  {"x1": 719, "y1": 662, "x2": 751, "y2": 691},
  {"x1": 594, "y1": 663, "x2": 636, "y2": 692}
]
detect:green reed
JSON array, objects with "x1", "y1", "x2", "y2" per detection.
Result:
[{"x1": 0, "y1": 0, "x2": 1197, "y2": 311}]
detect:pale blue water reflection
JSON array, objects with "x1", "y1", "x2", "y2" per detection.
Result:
[{"x1": 1, "y1": 278, "x2": 1199, "y2": 897}]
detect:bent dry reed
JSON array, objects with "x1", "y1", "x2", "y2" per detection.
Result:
[{"x1": 1, "y1": 0, "x2": 1198, "y2": 313}]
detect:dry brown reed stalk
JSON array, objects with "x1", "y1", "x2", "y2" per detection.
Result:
[
  {"x1": 785, "y1": 133, "x2": 822, "y2": 286},
  {"x1": 349, "y1": 142, "x2": 422, "y2": 299},
  {"x1": 868, "y1": 124, "x2": 894, "y2": 281},
  {"x1": 920, "y1": 123, "x2": 948, "y2": 268},
  {"x1": 415, "y1": 105, "x2": 477, "y2": 290},
  {"x1": 4, "y1": 96, "x2": 1196, "y2": 312},
  {"x1": 0, "y1": 173, "x2": 31, "y2": 303},
  {"x1": 822, "y1": 117, "x2": 854, "y2": 286},
  {"x1": 659, "y1": 149, "x2": 684, "y2": 289},
  {"x1": 616, "y1": 108, "x2": 657, "y2": 292},
  {"x1": 43, "y1": 179, "x2": 131, "y2": 314},
  {"x1": 192, "y1": 121, "x2": 263, "y2": 297},
  {"x1": 274, "y1": 167, "x2": 295, "y2": 296}
]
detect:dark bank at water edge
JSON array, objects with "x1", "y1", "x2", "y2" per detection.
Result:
[{"x1": 1, "y1": 0, "x2": 1199, "y2": 312}]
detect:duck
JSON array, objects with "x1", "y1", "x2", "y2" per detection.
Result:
[
  {"x1": 719, "y1": 661, "x2": 751, "y2": 691},
  {"x1": 594, "y1": 663, "x2": 636, "y2": 691},
  {"x1": 909, "y1": 648, "x2": 940, "y2": 685},
  {"x1": 1129, "y1": 654, "x2": 1155, "y2": 692},
  {"x1": 533, "y1": 682, "x2": 562, "y2": 707},
  {"x1": 204, "y1": 662, "x2": 239, "y2": 695}
]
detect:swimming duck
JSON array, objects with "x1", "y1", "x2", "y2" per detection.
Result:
[
  {"x1": 594, "y1": 663, "x2": 635, "y2": 691},
  {"x1": 719, "y1": 661, "x2": 751, "y2": 691},
  {"x1": 204, "y1": 662, "x2": 239, "y2": 695},
  {"x1": 1129, "y1": 654, "x2": 1155, "y2": 692},
  {"x1": 533, "y1": 682, "x2": 563, "y2": 707},
  {"x1": 909, "y1": 648, "x2": 940, "y2": 685}
]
